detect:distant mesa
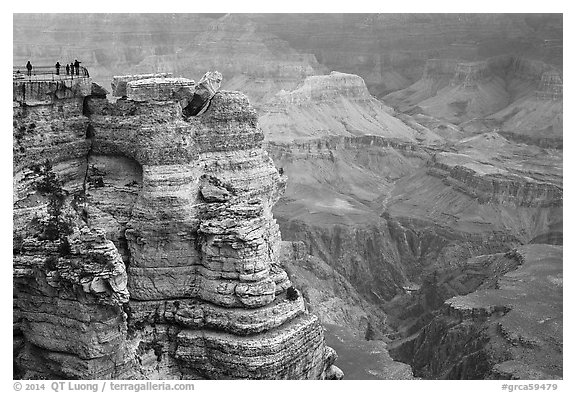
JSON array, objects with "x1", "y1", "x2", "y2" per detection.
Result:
[{"x1": 261, "y1": 71, "x2": 442, "y2": 143}]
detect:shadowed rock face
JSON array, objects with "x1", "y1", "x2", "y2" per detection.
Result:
[
  {"x1": 389, "y1": 244, "x2": 562, "y2": 379},
  {"x1": 13, "y1": 76, "x2": 341, "y2": 380}
]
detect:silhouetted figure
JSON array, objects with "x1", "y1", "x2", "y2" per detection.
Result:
[
  {"x1": 65, "y1": 63, "x2": 70, "y2": 76},
  {"x1": 74, "y1": 59, "x2": 80, "y2": 76},
  {"x1": 55, "y1": 62, "x2": 61, "y2": 76},
  {"x1": 70, "y1": 63, "x2": 75, "y2": 79},
  {"x1": 26, "y1": 61, "x2": 32, "y2": 76}
]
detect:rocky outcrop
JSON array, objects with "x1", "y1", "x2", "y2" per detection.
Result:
[
  {"x1": 14, "y1": 75, "x2": 340, "y2": 379},
  {"x1": 450, "y1": 61, "x2": 491, "y2": 87},
  {"x1": 266, "y1": 129, "x2": 561, "y2": 318},
  {"x1": 383, "y1": 55, "x2": 563, "y2": 148},
  {"x1": 261, "y1": 71, "x2": 442, "y2": 143},
  {"x1": 266, "y1": 136, "x2": 434, "y2": 300},
  {"x1": 126, "y1": 77, "x2": 195, "y2": 102},
  {"x1": 278, "y1": 219, "x2": 408, "y2": 303},
  {"x1": 273, "y1": 71, "x2": 375, "y2": 104},
  {"x1": 389, "y1": 245, "x2": 562, "y2": 379},
  {"x1": 277, "y1": 241, "x2": 415, "y2": 379},
  {"x1": 14, "y1": 226, "x2": 135, "y2": 379},
  {"x1": 431, "y1": 152, "x2": 562, "y2": 208},
  {"x1": 13, "y1": 77, "x2": 135, "y2": 377},
  {"x1": 536, "y1": 71, "x2": 562, "y2": 101},
  {"x1": 111, "y1": 73, "x2": 173, "y2": 97},
  {"x1": 183, "y1": 71, "x2": 222, "y2": 116}
]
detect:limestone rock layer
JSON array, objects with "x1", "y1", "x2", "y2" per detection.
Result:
[{"x1": 13, "y1": 75, "x2": 340, "y2": 380}]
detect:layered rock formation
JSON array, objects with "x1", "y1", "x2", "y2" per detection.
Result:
[
  {"x1": 266, "y1": 136, "x2": 432, "y2": 300},
  {"x1": 261, "y1": 72, "x2": 441, "y2": 143},
  {"x1": 260, "y1": 58, "x2": 562, "y2": 379},
  {"x1": 389, "y1": 244, "x2": 562, "y2": 379},
  {"x1": 280, "y1": 241, "x2": 414, "y2": 379},
  {"x1": 489, "y1": 67, "x2": 563, "y2": 148},
  {"x1": 385, "y1": 132, "x2": 562, "y2": 275},
  {"x1": 13, "y1": 13, "x2": 563, "y2": 381},
  {"x1": 13, "y1": 75, "x2": 341, "y2": 379},
  {"x1": 384, "y1": 57, "x2": 511, "y2": 124},
  {"x1": 111, "y1": 73, "x2": 174, "y2": 97},
  {"x1": 383, "y1": 55, "x2": 563, "y2": 147},
  {"x1": 266, "y1": 132, "x2": 562, "y2": 382},
  {"x1": 536, "y1": 71, "x2": 562, "y2": 100},
  {"x1": 250, "y1": 14, "x2": 561, "y2": 97},
  {"x1": 268, "y1": 130, "x2": 561, "y2": 287}
]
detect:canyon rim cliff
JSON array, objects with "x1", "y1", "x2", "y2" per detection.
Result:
[{"x1": 12, "y1": 12, "x2": 563, "y2": 383}]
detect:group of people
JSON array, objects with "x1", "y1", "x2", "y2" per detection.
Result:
[
  {"x1": 55, "y1": 59, "x2": 86, "y2": 76},
  {"x1": 23, "y1": 59, "x2": 88, "y2": 77}
]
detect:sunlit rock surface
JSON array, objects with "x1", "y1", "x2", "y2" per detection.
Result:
[
  {"x1": 13, "y1": 75, "x2": 340, "y2": 380},
  {"x1": 261, "y1": 72, "x2": 441, "y2": 143}
]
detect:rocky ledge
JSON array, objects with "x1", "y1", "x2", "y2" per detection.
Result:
[
  {"x1": 13, "y1": 74, "x2": 341, "y2": 379},
  {"x1": 389, "y1": 244, "x2": 562, "y2": 379}
]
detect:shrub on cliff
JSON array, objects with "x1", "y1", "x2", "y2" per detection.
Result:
[
  {"x1": 287, "y1": 286, "x2": 299, "y2": 301},
  {"x1": 33, "y1": 160, "x2": 74, "y2": 246},
  {"x1": 365, "y1": 321, "x2": 376, "y2": 341}
]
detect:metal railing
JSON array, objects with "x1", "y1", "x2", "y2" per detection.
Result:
[{"x1": 13, "y1": 65, "x2": 90, "y2": 81}]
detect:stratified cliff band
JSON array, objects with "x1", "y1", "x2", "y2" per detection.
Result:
[{"x1": 13, "y1": 74, "x2": 342, "y2": 380}]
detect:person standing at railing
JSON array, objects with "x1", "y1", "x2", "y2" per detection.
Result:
[
  {"x1": 26, "y1": 61, "x2": 32, "y2": 76},
  {"x1": 74, "y1": 59, "x2": 81, "y2": 76},
  {"x1": 70, "y1": 62, "x2": 75, "y2": 79},
  {"x1": 55, "y1": 62, "x2": 61, "y2": 76},
  {"x1": 65, "y1": 63, "x2": 70, "y2": 76}
]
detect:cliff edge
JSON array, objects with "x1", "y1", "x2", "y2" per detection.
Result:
[{"x1": 13, "y1": 75, "x2": 341, "y2": 380}]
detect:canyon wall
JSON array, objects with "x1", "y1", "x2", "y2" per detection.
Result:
[
  {"x1": 13, "y1": 14, "x2": 563, "y2": 380},
  {"x1": 389, "y1": 245, "x2": 562, "y2": 379},
  {"x1": 261, "y1": 72, "x2": 441, "y2": 143},
  {"x1": 13, "y1": 76, "x2": 341, "y2": 379},
  {"x1": 251, "y1": 14, "x2": 561, "y2": 97},
  {"x1": 383, "y1": 55, "x2": 563, "y2": 147},
  {"x1": 267, "y1": 131, "x2": 561, "y2": 284}
]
